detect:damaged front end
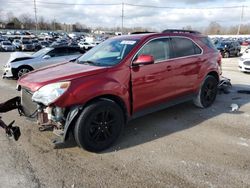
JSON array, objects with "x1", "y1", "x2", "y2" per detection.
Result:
[{"x1": 18, "y1": 83, "x2": 80, "y2": 145}]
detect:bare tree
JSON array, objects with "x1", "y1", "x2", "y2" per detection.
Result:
[
  {"x1": 19, "y1": 13, "x2": 35, "y2": 30},
  {"x1": 6, "y1": 11, "x2": 14, "y2": 22}
]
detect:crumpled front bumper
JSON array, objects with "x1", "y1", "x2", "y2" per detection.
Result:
[{"x1": 2, "y1": 67, "x2": 14, "y2": 78}]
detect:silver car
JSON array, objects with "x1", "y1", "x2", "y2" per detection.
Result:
[
  {"x1": 0, "y1": 41, "x2": 15, "y2": 52},
  {"x1": 3, "y1": 46, "x2": 83, "y2": 79}
]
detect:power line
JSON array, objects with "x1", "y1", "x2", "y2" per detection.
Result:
[
  {"x1": 36, "y1": 1, "x2": 120, "y2": 6},
  {"x1": 124, "y1": 3, "x2": 247, "y2": 9},
  {"x1": 2, "y1": 1, "x2": 249, "y2": 9}
]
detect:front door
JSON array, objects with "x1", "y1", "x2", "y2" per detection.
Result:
[{"x1": 131, "y1": 38, "x2": 175, "y2": 113}]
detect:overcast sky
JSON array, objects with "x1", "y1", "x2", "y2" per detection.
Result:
[{"x1": 0, "y1": 0, "x2": 250, "y2": 30}]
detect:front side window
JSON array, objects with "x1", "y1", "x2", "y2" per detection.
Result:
[
  {"x1": 77, "y1": 38, "x2": 139, "y2": 66},
  {"x1": 32, "y1": 47, "x2": 52, "y2": 58},
  {"x1": 136, "y1": 38, "x2": 171, "y2": 62},
  {"x1": 171, "y1": 37, "x2": 202, "y2": 58}
]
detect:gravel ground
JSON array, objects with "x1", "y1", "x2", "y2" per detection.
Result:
[{"x1": 0, "y1": 52, "x2": 249, "y2": 188}]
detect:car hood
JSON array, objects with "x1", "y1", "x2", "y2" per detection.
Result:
[
  {"x1": 7, "y1": 52, "x2": 32, "y2": 64},
  {"x1": 18, "y1": 62, "x2": 108, "y2": 92}
]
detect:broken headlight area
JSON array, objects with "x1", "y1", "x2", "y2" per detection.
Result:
[
  {"x1": 37, "y1": 105, "x2": 66, "y2": 136},
  {"x1": 21, "y1": 87, "x2": 68, "y2": 138},
  {"x1": 32, "y1": 81, "x2": 71, "y2": 106}
]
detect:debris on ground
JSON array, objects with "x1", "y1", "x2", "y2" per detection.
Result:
[
  {"x1": 237, "y1": 90, "x2": 250, "y2": 94},
  {"x1": 218, "y1": 77, "x2": 232, "y2": 94},
  {"x1": 230, "y1": 103, "x2": 239, "y2": 112}
]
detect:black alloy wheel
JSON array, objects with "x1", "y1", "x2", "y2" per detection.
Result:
[{"x1": 74, "y1": 99, "x2": 124, "y2": 152}]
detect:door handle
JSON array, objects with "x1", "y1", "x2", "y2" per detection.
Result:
[{"x1": 166, "y1": 65, "x2": 172, "y2": 71}]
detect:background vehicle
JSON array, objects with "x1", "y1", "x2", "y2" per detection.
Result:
[
  {"x1": 12, "y1": 39, "x2": 22, "y2": 50},
  {"x1": 238, "y1": 46, "x2": 250, "y2": 72},
  {"x1": 78, "y1": 41, "x2": 96, "y2": 50},
  {"x1": 18, "y1": 30, "x2": 221, "y2": 152},
  {"x1": 3, "y1": 46, "x2": 83, "y2": 79},
  {"x1": 215, "y1": 41, "x2": 241, "y2": 58},
  {"x1": 31, "y1": 39, "x2": 42, "y2": 51},
  {"x1": 39, "y1": 41, "x2": 50, "y2": 48},
  {"x1": 20, "y1": 40, "x2": 35, "y2": 51},
  {"x1": 0, "y1": 41, "x2": 15, "y2": 52}
]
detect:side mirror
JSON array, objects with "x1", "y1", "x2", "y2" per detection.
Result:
[
  {"x1": 43, "y1": 55, "x2": 51, "y2": 60},
  {"x1": 133, "y1": 54, "x2": 154, "y2": 66}
]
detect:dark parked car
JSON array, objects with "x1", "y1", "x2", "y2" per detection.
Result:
[
  {"x1": 216, "y1": 41, "x2": 241, "y2": 58},
  {"x1": 39, "y1": 41, "x2": 50, "y2": 48},
  {"x1": 20, "y1": 40, "x2": 35, "y2": 51},
  {"x1": 31, "y1": 39, "x2": 42, "y2": 51},
  {"x1": 12, "y1": 39, "x2": 22, "y2": 50},
  {"x1": 18, "y1": 30, "x2": 221, "y2": 152}
]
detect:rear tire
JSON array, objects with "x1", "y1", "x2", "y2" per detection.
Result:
[
  {"x1": 236, "y1": 50, "x2": 240, "y2": 57},
  {"x1": 74, "y1": 99, "x2": 124, "y2": 152},
  {"x1": 223, "y1": 52, "x2": 230, "y2": 58},
  {"x1": 193, "y1": 75, "x2": 218, "y2": 108}
]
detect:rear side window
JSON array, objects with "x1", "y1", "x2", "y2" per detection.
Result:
[
  {"x1": 67, "y1": 48, "x2": 81, "y2": 55},
  {"x1": 136, "y1": 38, "x2": 171, "y2": 62},
  {"x1": 200, "y1": 37, "x2": 217, "y2": 51},
  {"x1": 171, "y1": 37, "x2": 202, "y2": 58},
  {"x1": 48, "y1": 48, "x2": 68, "y2": 57}
]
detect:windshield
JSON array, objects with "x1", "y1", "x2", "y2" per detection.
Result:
[
  {"x1": 32, "y1": 47, "x2": 52, "y2": 57},
  {"x1": 216, "y1": 42, "x2": 229, "y2": 48},
  {"x1": 22, "y1": 40, "x2": 31, "y2": 44},
  {"x1": 77, "y1": 38, "x2": 139, "y2": 66}
]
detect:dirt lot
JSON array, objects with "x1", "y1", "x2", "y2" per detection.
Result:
[{"x1": 0, "y1": 52, "x2": 249, "y2": 188}]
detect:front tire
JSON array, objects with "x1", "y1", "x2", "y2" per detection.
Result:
[
  {"x1": 74, "y1": 99, "x2": 125, "y2": 152},
  {"x1": 193, "y1": 75, "x2": 218, "y2": 108},
  {"x1": 16, "y1": 67, "x2": 33, "y2": 78}
]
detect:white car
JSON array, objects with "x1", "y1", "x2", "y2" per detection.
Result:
[
  {"x1": 238, "y1": 47, "x2": 250, "y2": 72},
  {"x1": 78, "y1": 41, "x2": 96, "y2": 50},
  {"x1": 2, "y1": 46, "x2": 83, "y2": 79},
  {"x1": 0, "y1": 41, "x2": 15, "y2": 52}
]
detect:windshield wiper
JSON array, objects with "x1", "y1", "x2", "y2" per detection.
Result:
[{"x1": 77, "y1": 60, "x2": 97, "y2": 65}]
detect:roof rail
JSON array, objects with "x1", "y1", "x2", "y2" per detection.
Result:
[
  {"x1": 162, "y1": 29, "x2": 201, "y2": 34},
  {"x1": 130, "y1": 31, "x2": 157, "y2": 35}
]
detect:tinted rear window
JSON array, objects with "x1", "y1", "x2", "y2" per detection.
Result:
[
  {"x1": 171, "y1": 37, "x2": 202, "y2": 58},
  {"x1": 201, "y1": 37, "x2": 219, "y2": 51}
]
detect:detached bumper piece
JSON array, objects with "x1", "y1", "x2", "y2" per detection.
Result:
[{"x1": 0, "y1": 96, "x2": 23, "y2": 141}]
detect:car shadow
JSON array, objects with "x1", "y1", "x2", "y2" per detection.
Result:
[
  {"x1": 104, "y1": 84, "x2": 250, "y2": 153},
  {"x1": 54, "y1": 84, "x2": 250, "y2": 152}
]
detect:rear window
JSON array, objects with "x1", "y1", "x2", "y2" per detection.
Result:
[
  {"x1": 201, "y1": 37, "x2": 217, "y2": 51},
  {"x1": 171, "y1": 37, "x2": 202, "y2": 58}
]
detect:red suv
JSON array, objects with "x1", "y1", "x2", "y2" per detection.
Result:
[{"x1": 17, "y1": 30, "x2": 221, "y2": 152}]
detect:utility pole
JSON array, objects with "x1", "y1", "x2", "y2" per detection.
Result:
[
  {"x1": 34, "y1": 0, "x2": 38, "y2": 32},
  {"x1": 121, "y1": 2, "x2": 124, "y2": 34},
  {"x1": 237, "y1": 5, "x2": 244, "y2": 35}
]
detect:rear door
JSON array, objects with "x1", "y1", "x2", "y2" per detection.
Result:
[
  {"x1": 131, "y1": 37, "x2": 176, "y2": 113},
  {"x1": 170, "y1": 37, "x2": 203, "y2": 96}
]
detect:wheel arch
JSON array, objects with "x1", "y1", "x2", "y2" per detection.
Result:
[
  {"x1": 207, "y1": 71, "x2": 219, "y2": 83},
  {"x1": 12, "y1": 64, "x2": 34, "y2": 78},
  {"x1": 63, "y1": 94, "x2": 129, "y2": 142}
]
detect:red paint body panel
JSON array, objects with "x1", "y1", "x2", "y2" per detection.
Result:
[{"x1": 18, "y1": 32, "x2": 221, "y2": 118}]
